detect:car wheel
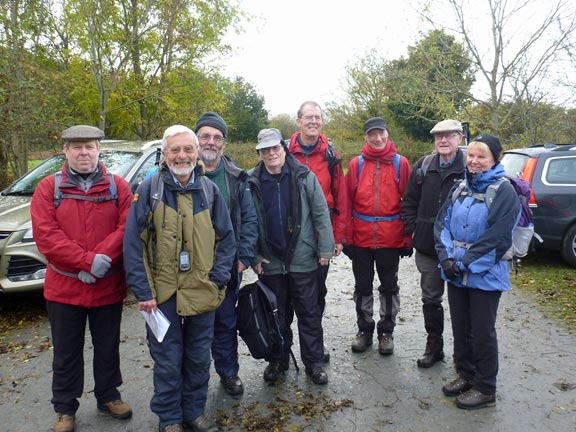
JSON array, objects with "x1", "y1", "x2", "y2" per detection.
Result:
[{"x1": 560, "y1": 224, "x2": 576, "y2": 268}]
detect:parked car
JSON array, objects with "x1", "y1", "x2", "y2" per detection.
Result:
[
  {"x1": 500, "y1": 143, "x2": 576, "y2": 267},
  {"x1": 0, "y1": 139, "x2": 162, "y2": 293}
]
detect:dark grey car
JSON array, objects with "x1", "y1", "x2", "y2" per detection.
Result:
[{"x1": 500, "y1": 143, "x2": 576, "y2": 267}]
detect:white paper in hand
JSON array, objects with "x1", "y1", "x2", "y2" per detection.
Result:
[{"x1": 141, "y1": 309, "x2": 170, "y2": 343}]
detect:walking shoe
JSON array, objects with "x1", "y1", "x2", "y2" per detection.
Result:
[
  {"x1": 417, "y1": 350, "x2": 445, "y2": 368},
  {"x1": 263, "y1": 362, "x2": 284, "y2": 382},
  {"x1": 442, "y1": 375, "x2": 474, "y2": 396},
  {"x1": 378, "y1": 333, "x2": 394, "y2": 355},
  {"x1": 351, "y1": 332, "x2": 373, "y2": 353},
  {"x1": 305, "y1": 367, "x2": 328, "y2": 385},
  {"x1": 54, "y1": 413, "x2": 75, "y2": 432},
  {"x1": 455, "y1": 388, "x2": 496, "y2": 410},
  {"x1": 182, "y1": 414, "x2": 219, "y2": 432},
  {"x1": 97, "y1": 399, "x2": 133, "y2": 419},
  {"x1": 221, "y1": 375, "x2": 244, "y2": 396},
  {"x1": 160, "y1": 425, "x2": 183, "y2": 432}
]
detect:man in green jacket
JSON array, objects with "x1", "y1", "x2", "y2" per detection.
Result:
[{"x1": 248, "y1": 128, "x2": 335, "y2": 385}]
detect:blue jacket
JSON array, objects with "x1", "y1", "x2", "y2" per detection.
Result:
[{"x1": 434, "y1": 163, "x2": 519, "y2": 292}]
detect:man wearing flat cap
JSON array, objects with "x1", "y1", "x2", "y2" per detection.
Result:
[
  {"x1": 248, "y1": 128, "x2": 335, "y2": 385},
  {"x1": 195, "y1": 112, "x2": 258, "y2": 397},
  {"x1": 401, "y1": 119, "x2": 466, "y2": 368},
  {"x1": 31, "y1": 125, "x2": 133, "y2": 432},
  {"x1": 345, "y1": 117, "x2": 412, "y2": 356}
]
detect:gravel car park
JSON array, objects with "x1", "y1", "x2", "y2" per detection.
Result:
[
  {"x1": 0, "y1": 140, "x2": 161, "y2": 293},
  {"x1": 500, "y1": 143, "x2": 576, "y2": 267}
]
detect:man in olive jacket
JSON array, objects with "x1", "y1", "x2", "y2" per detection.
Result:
[
  {"x1": 124, "y1": 125, "x2": 235, "y2": 432},
  {"x1": 248, "y1": 128, "x2": 335, "y2": 386}
]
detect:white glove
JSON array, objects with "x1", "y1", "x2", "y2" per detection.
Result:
[
  {"x1": 90, "y1": 254, "x2": 112, "y2": 278},
  {"x1": 78, "y1": 271, "x2": 96, "y2": 284}
]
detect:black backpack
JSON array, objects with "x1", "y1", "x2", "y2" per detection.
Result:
[{"x1": 236, "y1": 280, "x2": 283, "y2": 360}]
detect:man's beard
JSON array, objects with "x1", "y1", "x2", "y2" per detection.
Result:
[
  {"x1": 168, "y1": 161, "x2": 194, "y2": 178},
  {"x1": 200, "y1": 148, "x2": 222, "y2": 167}
]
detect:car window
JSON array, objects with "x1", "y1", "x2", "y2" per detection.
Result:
[
  {"x1": 544, "y1": 157, "x2": 576, "y2": 185},
  {"x1": 501, "y1": 153, "x2": 530, "y2": 178},
  {"x1": 129, "y1": 151, "x2": 159, "y2": 188},
  {"x1": 3, "y1": 151, "x2": 142, "y2": 196}
]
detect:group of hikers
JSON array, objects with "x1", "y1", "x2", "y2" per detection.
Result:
[{"x1": 30, "y1": 101, "x2": 519, "y2": 432}]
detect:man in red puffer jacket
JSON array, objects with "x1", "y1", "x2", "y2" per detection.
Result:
[{"x1": 345, "y1": 117, "x2": 412, "y2": 357}]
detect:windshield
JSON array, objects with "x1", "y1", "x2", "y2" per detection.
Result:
[{"x1": 3, "y1": 150, "x2": 142, "y2": 195}]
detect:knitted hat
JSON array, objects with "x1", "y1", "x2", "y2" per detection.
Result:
[
  {"x1": 471, "y1": 133, "x2": 502, "y2": 161},
  {"x1": 194, "y1": 111, "x2": 228, "y2": 138}
]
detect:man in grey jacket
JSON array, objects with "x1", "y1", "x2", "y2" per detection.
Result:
[{"x1": 248, "y1": 128, "x2": 335, "y2": 385}]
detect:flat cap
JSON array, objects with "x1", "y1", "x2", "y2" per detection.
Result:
[
  {"x1": 61, "y1": 125, "x2": 104, "y2": 141},
  {"x1": 430, "y1": 119, "x2": 462, "y2": 134}
]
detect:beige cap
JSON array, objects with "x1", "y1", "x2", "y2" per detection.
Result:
[{"x1": 430, "y1": 119, "x2": 462, "y2": 134}]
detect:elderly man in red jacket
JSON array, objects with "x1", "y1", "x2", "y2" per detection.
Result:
[
  {"x1": 287, "y1": 101, "x2": 351, "y2": 362},
  {"x1": 31, "y1": 125, "x2": 133, "y2": 432}
]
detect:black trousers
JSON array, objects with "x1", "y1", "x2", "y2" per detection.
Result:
[
  {"x1": 46, "y1": 300, "x2": 123, "y2": 415},
  {"x1": 447, "y1": 284, "x2": 502, "y2": 395},
  {"x1": 260, "y1": 271, "x2": 324, "y2": 369}
]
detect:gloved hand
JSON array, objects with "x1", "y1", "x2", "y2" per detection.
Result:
[
  {"x1": 399, "y1": 247, "x2": 413, "y2": 258},
  {"x1": 90, "y1": 254, "x2": 112, "y2": 278},
  {"x1": 78, "y1": 271, "x2": 96, "y2": 284},
  {"x1": 441, "y1": 259, "x2": 461, "y2": 280}
]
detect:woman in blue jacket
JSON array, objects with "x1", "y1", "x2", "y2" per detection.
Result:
[{"x1": 434, "y1": 134, "x2": 519, "y2": 410}]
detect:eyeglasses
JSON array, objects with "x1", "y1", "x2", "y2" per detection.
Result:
[
  {"x1": 198, "y1": 134, "x2": 226, "y2": 144},
  {"x1": 434, "y1": 132, "x2": 461, "y2": 140},
  {"x1": 259, "y1": 144, "x2": 283, "y2": 155},
  {"x1": 301, "y1": 115, "x2": 322, "y2": 122}
]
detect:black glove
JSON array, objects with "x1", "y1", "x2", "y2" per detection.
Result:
[
  {"x1": 399, "y1": 247, "x2": 413, "y2": 258},
  {"x1": 441, "y1": 259, "x2": 461, "y2": 280}
]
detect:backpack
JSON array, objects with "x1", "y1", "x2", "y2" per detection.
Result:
[
  {"x1": 415, "y1": 153, "x2": 435, "y2": 184},
  {"x1": 236, "y1": 280, "x2": 284, "y2": 360},
  {"x1": 148, "y1": 171, "x2": 214, "y2": 215},
  {"x1": 324, "y1": 140, "x2": 342, "y2": 215},
  {"x1": 451, "y1": 176, "x2": 537, "y2": 261},
  {"x1": 358, "y1": 153, "x2": 401, "y2": 184},
  {"x1": 53, "y1": 171, "x2": 117, "y2": 208}
]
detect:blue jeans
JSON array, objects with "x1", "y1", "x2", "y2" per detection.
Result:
[{"x1": 148, "y1": 295, "x2": 215, "y2": 427}]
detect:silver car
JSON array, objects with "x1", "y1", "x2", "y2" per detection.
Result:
[{"x1": 0, "y1": 139, "x2": 161, "y2": 293}]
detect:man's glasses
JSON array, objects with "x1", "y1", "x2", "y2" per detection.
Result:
[
  {"x1": 434, "y1": 132, "x2": 461, "y2": 140},
  {"x1": 301, "y1": 115, "x2": 322, "y2": 122},
  {"x1": 259, "y1": 144, "x2": 283, "y2": 155},
  {"x1": 198, "y1": 134, "x2": 226, "y2": 144}
]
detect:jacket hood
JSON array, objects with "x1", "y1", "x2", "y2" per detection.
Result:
[{"x1": 466, "y1": 162, "x2": 507, "y2": 192}]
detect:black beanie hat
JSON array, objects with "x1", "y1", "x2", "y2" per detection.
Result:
[
  {"x1": 194, "y1": 111, "x2": 228, "y2": 138},
  {"x1": 471, "y1": 133, "x2": 502, "y2": 162}
]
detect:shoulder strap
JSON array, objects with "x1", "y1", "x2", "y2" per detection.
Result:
[
  {"x1": 325, "y1": 140, "x2": 341, "y2": 216},
  {"x1": 393, "y1": 153, "x2": 400, "y2": 184},
  {"x1": 149, "y1": 171, "x2": 164, "y2": 213},
  {"x1": 54, "y1": 172, "x2": 117, "y2": 208},
  {"x1": 53, "y1": 172, "x2": 63, "y2": 208},
  {"x1": 358, "y1": 155, "x2": 364, "y2": 179},
  {"x1": 484, "y1": 177, "x2": 508, "y2": 209},
  {"x1": 416, "y1": 154, "x2": 435, "y2": 184}
]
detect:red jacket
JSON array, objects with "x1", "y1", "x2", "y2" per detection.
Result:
[
  {"x1": 346, "y1": 140, "x2": 411, "y2": 249},
  {"x1": 288, "y1": 132, "x2": 351, "y2": 245},
  {"x1": 30, "y1": 163, "x2": 132, "y2": 307}
]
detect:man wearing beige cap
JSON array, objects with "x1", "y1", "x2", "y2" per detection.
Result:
[
  {"x1": 248, "y1": 128, "x2": 334, "y2": 385},
  {"x1": 401, "y1": 119, "x2": 466, "y2": 368},
  {"x1": 31, "y1": 125, "x2": 133, "y2": 432}
]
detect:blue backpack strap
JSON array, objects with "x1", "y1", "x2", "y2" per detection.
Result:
[
  {"x1": 358, "y1": 155, "x2": 364, "y2": 178},
  {"x1": 393, "y1": 153, "x2": 400, "y2": 184}
]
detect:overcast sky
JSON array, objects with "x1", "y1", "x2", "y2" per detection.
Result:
[{"x1": 220, "y1": 0, "x2": 425, "y2": 116}]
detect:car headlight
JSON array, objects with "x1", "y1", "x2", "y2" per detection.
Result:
[{"x1": 22, "y1": 228, "x2": 35, "y2": 243}]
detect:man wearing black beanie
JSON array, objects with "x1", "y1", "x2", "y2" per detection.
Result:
[{"x1": 195, "y1": 112, "x2": 258, "y2": 398}]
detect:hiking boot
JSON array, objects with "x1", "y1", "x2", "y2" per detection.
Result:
[
  {"x1": 182, "y1": 414, "x2": 219, "y2": 432},
  {"x1": 442, "y1": 375, "x2": 474, "y2": 396},
  {"x1": 351, "y1": 332, "x2": 373, "y2": 353},
  {"x1": 455, "y1": 388, "x2": 496, "y2": 410},
  {"x1": 417, "y1": 349, "x2": 445, "y2": 368},
  {"x1": 263, "y1": 362, "x2": 283, "y2": 382},
  {"x1": 221, "y1": 375, "x2": 244, "y2": 396},
  {"x1": 160, "y1": 425, "x2": 183, "y2": 432},
  {"x1": 305, "y1": 367, "x2": 328, "y2": 385},
  {"x1": 54, "y1": 413, "x2": 75, "y2": 432},
  {"x1": 378, "y1": 334, "x2": 394, "y2": 355},
  {"x1": 97, "y1": 399, "x2": 133, "y2": 419}
]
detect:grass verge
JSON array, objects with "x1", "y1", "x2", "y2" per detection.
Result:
[{"x1": 513, "y1": 250, "x2": 576, "y2": 334}]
